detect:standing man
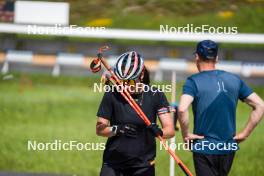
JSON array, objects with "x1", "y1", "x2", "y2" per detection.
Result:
[{"x1": 178, "y1": 40, "x2": 264, "y2": 176}]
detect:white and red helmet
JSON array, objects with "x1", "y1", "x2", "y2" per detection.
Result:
[{"x1": 114, "y1": 51, "x2": 144, "y2": 80}]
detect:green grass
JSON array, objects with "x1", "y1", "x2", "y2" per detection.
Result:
[
  {"x1": 0, "y1": 73, "x2": 263, "y2": 175},
  {"x1": 65, "y1": 0, "x2": 264, "y2": 33}
]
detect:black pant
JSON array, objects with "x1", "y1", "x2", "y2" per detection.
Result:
[
  {"x1": 193, "y1": 152, "x2": 235, "y2": 176},
  {"x1": 100, "y1": 164, "x2": 155, "y2": 176}
]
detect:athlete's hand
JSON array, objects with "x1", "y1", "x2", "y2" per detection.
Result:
[
  {"x1": 147, "y1": 123, "x2": 163, "y2": 137},
  {"x1": 233, "y1": 132, "x2": 248, "y2": 143},
  {"x1": 183, "y1": 133, "x2": 204, "y2": 143},
  {"x1": 115, "y1": 124, "x2": 138, "y2": 138}
]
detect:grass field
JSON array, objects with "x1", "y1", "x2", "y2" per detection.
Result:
[
  {"x1": 67, "y1": 0, "x2": 264, "y2": 33},
  {"x1": 0, "y1": 73, "x2": 263, "y2": 176}
]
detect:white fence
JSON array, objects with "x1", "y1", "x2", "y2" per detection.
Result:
[
  {"x1": 1, "y1": 23, "x2": 264, "y2": 44},
  {"x1": 1, "y1": 50, "x2": 264, "y2": 78}
]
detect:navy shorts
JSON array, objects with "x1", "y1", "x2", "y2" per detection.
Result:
[{"x1": 193, "y1": 152, "x2": 235, "y2": 176}]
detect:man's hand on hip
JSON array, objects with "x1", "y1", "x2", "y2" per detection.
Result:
[
  {"x1": 233, "y1": 132, "x2": 248, "y2": 143},
  {"x1": 183, "y1": 133, "x2": 204, "y2": 143}
]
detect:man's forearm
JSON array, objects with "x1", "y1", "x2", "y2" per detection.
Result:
[
  {"x1": 242, "y1": 105, "x2": 264, "y2": 137},
  {"x1": 178, "y1": 94, "x2": 194, "y2": 140},
  {"x1": 178, "y1": 110, "x2": 189, "y2": 139},
  {"x1": 240, "y1": 93, "x2": 264, "y2": 138}
]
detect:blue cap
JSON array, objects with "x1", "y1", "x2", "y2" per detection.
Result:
[{"x1": 195, "y1": 40, "x2": 218, "y2": 60}]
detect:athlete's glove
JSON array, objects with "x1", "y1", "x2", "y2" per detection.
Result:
[
  {"x1": 112, "y1": 124, "x2": 138, "y2": 138},
  {"x1": 147, "y1": 123, "x2": 163, "y2": 137}
]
